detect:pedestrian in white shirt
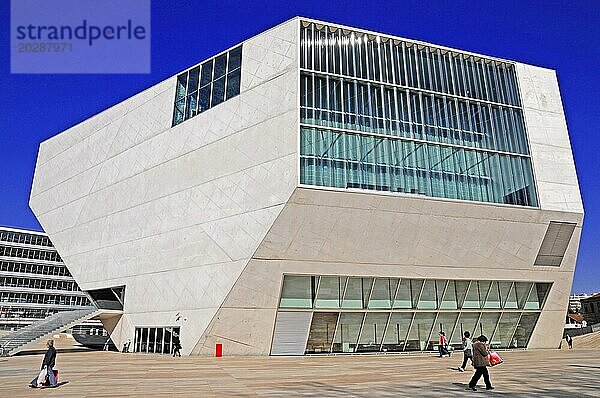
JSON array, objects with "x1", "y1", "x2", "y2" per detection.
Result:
[{"x1": 458, "y1": 331, "x2": 473, "y2": 372}]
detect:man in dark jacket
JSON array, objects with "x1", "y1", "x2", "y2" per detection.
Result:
[
  {"x1": 29, "y1": 339, "x2": 58, "y2": 388},
  {"x1": 42, "y1": 339, "x2": 58, "y2": 387},
  {"x1": 467, "y1": 335, "x2": 494, "y2": 391}
]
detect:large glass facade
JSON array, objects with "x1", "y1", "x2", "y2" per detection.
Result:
[
  {"x1": 299, "y1": 22, "x2": 537, "y2": 207},
  {"x1": 134, "y1": 326, "x2": 180, "y2": 354},
  {"x1": 278, "y1": 275, "x2": 551, "y2": 354},
  {"x1": 172, "y1": 46, "x2": 242, "y2": 126}
]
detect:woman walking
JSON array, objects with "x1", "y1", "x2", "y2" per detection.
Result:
[
  {"x1": 467, "y1": 335, "x2": 494, "y2": 391},
  {"x1": 458, "y1": 331, "x2": 473, "y2": 372},
  {"x1": 438, "y1": 331, "x2": 450, "y2": 357}
]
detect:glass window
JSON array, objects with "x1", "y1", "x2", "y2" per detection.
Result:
[
  {"x1": 513, "y1": 313, "x2": 539, "y2": 348},
  {"x1": 315, "y1": 276, "x2": 342, "y2": 309},
  {"x1": 476, "y1": 312, "x2": 501, "y2": 339},
  {"x1": 200, "y1": 59, "x2": 213, "y2": 87},
  {"x1": 226, "y1": 69, "x2": 241, "y2": 100},
  {"x1": 499, "y1": 282, "x2": 517, "y2": 309},
  {"x1": 171, "y1": 45, "x2": 243, "y2": 126},
  {"x1": 410, "y1": 279, "x2": 424, "y2": 309},
  {"x1": 417, "y1": 279, "x2": 437, "y2": 309},
  {"x1": 148, "y1": 328, "x2": 157, "y2": 353},
  {"x1": 440, "y1": 280, "x2": 458, "y2": 309},
  {"x1": 342, "y1": 277, "x2": 365, "y2": 309},
  {"x1": 484, "y1": 281, "x2": 501, "y2": 309},
  {"x1": 306, "y1": 312, "x2": 338, "y2": 353},
  {"x1": 514, "y1": 282, "x2": 533, "y2": 309},
  {"x1": 279, "y1": 275, "x2": 313, "y2": 308},
  {"x1": 368, "y1": 278, "x2": 396, "y2": 309},
  {"x1": 493, "y1": 312, "x2": 520, "y2": 348},
  {"x1": 299, "y1": 22, "x2": 535, "y2": 208},
  {"x1": 524, "y1": 283, "x2": 551, "y2": 310},
  {"x1": 357, "y1": 313, "x2": 389, "y2": 352},
  {"x1": 187, "y1": 66, "x2": 200, "y2": 94},
  {"x1": 228, "y1": 46, "x2": 242, "y2": 71},
  {"x1": 433, "y1": 312, "x2": 459, "y2": 348},
  {"x1": 392, "y1": 279, "x2": 412, "y2": 309},
  {"x1": 211, "y1": 77, "x2": 225, "y2": 107},
  {"x1": 213, "y1": 54, "x2": 228, "y2": 80},
  {"x1": 453, "y1": 312, "x2": 480, "y2": 346},
  {"x1": 198, "y1": 85, "x2": 211, "y2": 112},
  {"x1": 332, "y1": 313, "x2": 364, "y2": 353},
  {"x1": 405, "y1": 312, "x2": 436, "y2": 351},
  {"x1": 381, "y1": 312, "x2": 413, "y2": 352},
  {"x1": 463, "y1": 281, "x2": 481, "y2": 309}
]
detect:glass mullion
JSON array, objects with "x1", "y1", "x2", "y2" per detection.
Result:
[
  {"x1": 300, "y1": 23, "x2": 306, "y2": 69},
  {"x1": 402, "y1": 42, "x2": 410, "y2": 88},
  {"x1": 507, "y1": 65, "x2": 521, "y2": 106},
  {"x1": 401, "y1": 312, "x2": 416, "y2": 351},
  {"x1": 351, "y1": 33, "x2": 358, "y2": 78},
  {"x1": 459, "y1": 54, "x2": 469, "y2": 99},
  {"x1": 507, "y1": 312, "x2": 524, "y2": 348},
  {"x1": 424, "y1": 312, "x2": 440, "y2": 351}
]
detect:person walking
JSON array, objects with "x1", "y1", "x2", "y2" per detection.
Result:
[
  {"x1": 458, "y1": 331, "x2": 473, "y2": 372},
  {"x1": 467, "y1": 335, "x2": 494, "y2": 391},
  {"x1": 565, "y1": 333, "x2": 573, "y2": 349},
  {"x1": 438, "y1": 331, "x2": 450, "y2": 357},
  {"x1": 172, "y1": 333, "x2": 182, "y2": 357},
  {"x1": 30, "y1": 340, "x2": 58, "y2": 388}
]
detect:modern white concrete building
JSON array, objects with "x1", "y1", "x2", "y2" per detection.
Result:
[{"x1": 29, "y1": 17, "x2": 583, "y2": 356}]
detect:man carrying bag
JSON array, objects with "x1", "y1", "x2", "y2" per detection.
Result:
[
  {"x1": 29, "y1": 340, "x2": 58, "y2": 388},
  {"x1": 467, "y1": 335, "x2": 494, "y2": 391}
]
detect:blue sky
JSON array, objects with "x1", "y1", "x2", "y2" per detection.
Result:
[{"x1": 0, "y1": 0, "x2": 598, "y2": 293}]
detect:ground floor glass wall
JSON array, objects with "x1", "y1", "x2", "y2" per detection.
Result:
[
  {"x1": 279, "y1": 275, "x2": 550, "y2": 354},
  {"x1": 134, "y1": 326, "x2": 180, "y2": 354}
]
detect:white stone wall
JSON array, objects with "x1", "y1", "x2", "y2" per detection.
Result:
[
  {"x1": 194, "y1": 188, "x2": 582, "y2": 354},
  {"x1": 516, "y1": 63, "x2": 583, "y2": 214},
  {"x1": 30, "y1": 18, "x2": 299, "y2": 354}
]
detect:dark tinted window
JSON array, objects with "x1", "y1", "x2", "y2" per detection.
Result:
[
  {"x1": 173, "y1": 46, "x2": 243, "y2": 126},
  {"x1": 226, "y1": 69, "x2": 241, "y2": 99},
  {"x1": 212, "y1": 77, "x2": 225, "y2": 106},
  {"x1": 214, "y1": 54, "x2": 228, "y2": 79},
  {"x1": 200, "y1": 59, "x2": 213, "y2": 87}
]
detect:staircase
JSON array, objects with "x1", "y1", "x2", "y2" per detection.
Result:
[
  {"x1": 573, "y1": 331, "x2": 600, "y2": 349},
  {"x1": 0, "y1": 307, "x2": 100, "y2": 357}
]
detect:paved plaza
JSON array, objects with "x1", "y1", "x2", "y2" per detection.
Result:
[{"x1": 0, "y1": 348, "x2": 598, "y2": 397}]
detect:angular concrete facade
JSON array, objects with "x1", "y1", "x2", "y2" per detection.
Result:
[{"x1": 30, "y1": 18, "x2": 583, "y2": 356}]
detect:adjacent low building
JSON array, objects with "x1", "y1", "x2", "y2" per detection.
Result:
[
  {"x1": 0, "y1": 226, "x2": 90, "y2": 334},
  {"x1": 581, "y1": 293, "x2": 600, "y2": 326},
  {"x1": 29, "y1": 17, "x2": 584, "y2": 356},
  {"x1": 568, "y1": 293, "x2": 589, "y2": 314}
]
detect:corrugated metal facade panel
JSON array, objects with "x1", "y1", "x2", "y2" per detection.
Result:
[
  {"x1": 534, "y1": 222, "x2": 577, "y2": 266},
  {"x1": 270, "y1": 311, "x2": 312, "y2": 355}
]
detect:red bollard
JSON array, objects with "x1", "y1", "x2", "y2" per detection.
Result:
[{"x1": 215, "y1": 343, "x2": 222, "y2": 357}]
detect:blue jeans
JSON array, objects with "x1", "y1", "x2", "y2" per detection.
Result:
[
  {"x1": 439, "y1": 345, "x2": 447, "y2": 357},
  {"x1": 30, "y1": 366, "x2": 57, "y2": 387},
  {"x1": 47, "y1": 366, "x2": 57, "y2": 386}
]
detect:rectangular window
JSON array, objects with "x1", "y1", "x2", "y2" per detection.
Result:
[
  {"x1": 280, "y1": 274, "x2": 549, "y2": 354},
  {"x1": 172, "y1": 45, "x2": 242, "y2": 126}
]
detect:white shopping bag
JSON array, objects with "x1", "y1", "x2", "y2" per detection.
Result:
[{"x1": 36, "y1": 367, "x2": 47, "y2": 387}]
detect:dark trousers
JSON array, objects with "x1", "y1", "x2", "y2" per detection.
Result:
[
  {"x1": 461, "y1": 352, "x2": 472, "y2": 369},
  {"x1": 438, "y1": 345, "x2": 449, "y2": 357},
  {"x1": 469, "y1": 366, "x2": 492, "y2": 389}
]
